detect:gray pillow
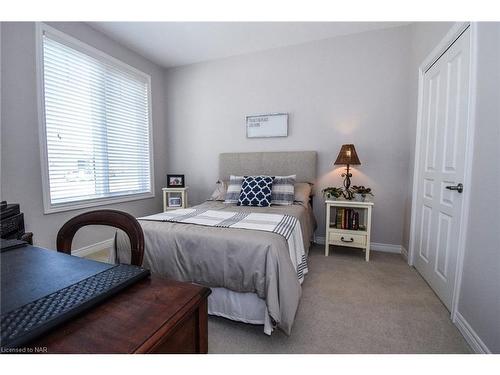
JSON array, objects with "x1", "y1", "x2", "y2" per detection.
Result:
[{"x1": 294, "y1": 182, "x2": 313, "y2": 204}]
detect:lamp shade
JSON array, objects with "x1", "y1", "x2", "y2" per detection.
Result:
[{"x1": 334, "y1": 144, "x2": 361, "y2": 165}]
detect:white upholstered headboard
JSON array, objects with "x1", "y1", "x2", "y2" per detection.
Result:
[{"x1": 219, "y1": 151, "x2": 317, "y2": 183}]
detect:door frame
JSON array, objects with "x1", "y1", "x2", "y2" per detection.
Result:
[{"x1": 408, "y1": 22, "x2": 478, "y2": 322}]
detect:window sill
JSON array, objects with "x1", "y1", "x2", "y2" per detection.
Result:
[{"x1": 43, "y1": 192, "x2": 155, "y2": 215}]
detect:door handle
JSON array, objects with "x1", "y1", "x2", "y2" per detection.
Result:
[
  {"x1": 341, "y1": 237, "x2": 354, "y2": 243},
  {"x1": 445, "y1": 183, "x2": 463, "y2": 193}
]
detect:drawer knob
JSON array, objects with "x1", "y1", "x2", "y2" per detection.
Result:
[{"x1": 341, "y1": 236, "x2": 354, "y2": 243}]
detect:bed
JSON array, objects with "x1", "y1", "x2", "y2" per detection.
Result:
[{"x1": 115, "y1": 151, "x2": 317, "y2": 335}]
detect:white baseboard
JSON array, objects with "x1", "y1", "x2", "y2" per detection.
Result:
[
  {"x1": 454, "y1": 312, "x2": 491, "y2": 354},
  {"x1": 314, "y1": 236, "x2": 402, "y2": 254},
  {"x1": 370, "y1": 242, "x2": 402, "y2": 254},
  {"x1": 72, "y1": 238, "x2": 114, "y2": 258},
  {"x1": 401, "y1": 246, "x2": 408, "y2": 260}
]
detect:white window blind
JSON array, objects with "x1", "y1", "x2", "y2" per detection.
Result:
[{"x1": 39, "y1": 27, "x2": 153, "y2": 212}]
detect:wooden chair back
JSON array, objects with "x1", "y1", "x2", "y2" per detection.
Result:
[{"x1": 56, "y1": 209, "x2": 144, "y2": 266}]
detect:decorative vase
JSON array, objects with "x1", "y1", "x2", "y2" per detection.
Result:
[{"x1": 354, "y1": 193, "x2": 365, "y2": 202}]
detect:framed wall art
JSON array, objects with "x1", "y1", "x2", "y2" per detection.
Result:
[{"x1": 246, "y1": 113, "x2": 288, "y2": 138}]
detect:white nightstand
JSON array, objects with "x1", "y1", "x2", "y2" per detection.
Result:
[
  {"x1": 324, "y1": 200, "x2": 374, "y2": 261},
  {"x1": 162, "y1": 187, "x2": 189, "y2": 211}
]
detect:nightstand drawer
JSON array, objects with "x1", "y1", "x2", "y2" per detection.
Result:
[{"x1": 328, "y1": 232, "x2": 366, "y2": 248}]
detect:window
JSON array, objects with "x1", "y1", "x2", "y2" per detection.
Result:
[{"x1": 37, "y1": 24, "x2": 154, "y2": 213}]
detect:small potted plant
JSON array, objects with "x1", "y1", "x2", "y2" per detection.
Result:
[
  {"x1": 322, "y1": 187, "x2": 344, "y2": 200},
  {"x1": 351, "y1": 186, "x2": 374, "y2": 202}
]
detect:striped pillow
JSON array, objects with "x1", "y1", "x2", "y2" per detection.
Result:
[
  {"x1": 223, "y1": 175, "x2": 244, "y2": 204},
  {"x1": 271, "y1": 175, "x2": 296, "y2": 205}
]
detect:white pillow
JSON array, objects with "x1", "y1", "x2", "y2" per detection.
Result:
[{"x1": 208, "y1": 180, "x2": 228, "y2": 201}]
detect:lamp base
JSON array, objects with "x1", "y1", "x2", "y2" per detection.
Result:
[{"x1": 341, "y1": 165, "x2": 353, "y2": 200}]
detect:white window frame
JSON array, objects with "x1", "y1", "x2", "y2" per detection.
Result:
[{"x1": 36, "y1": 23, "x2": 155, "y2": 214}]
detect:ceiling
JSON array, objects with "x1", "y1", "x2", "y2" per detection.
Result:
[{"x1": 88, "y1": 22, "x2": 409, "y2": 68}]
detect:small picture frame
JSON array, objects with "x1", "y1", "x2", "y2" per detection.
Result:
[
  {"x1": 167, "y1": 174, "x2": 185, "y2": 188},
  {"x1": 168, "y1": 197, "x2": 182, "y2": 207}
]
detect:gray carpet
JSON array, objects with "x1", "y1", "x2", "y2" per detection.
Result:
[{"x1": 208, "y1": 245, "x2": 470, "y2": 353}]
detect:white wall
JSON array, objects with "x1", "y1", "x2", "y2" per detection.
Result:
[
  {"x1": 0, "y1": 22, "x2": 167, "y2": 249},
  {"x1": 456, "y1": 22, "x2": 500, "y2": 353},
  {"x1": 164, "y1": 25, "x2": 413, "y2": 246}
]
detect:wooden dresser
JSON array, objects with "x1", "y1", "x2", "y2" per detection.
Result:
[{"x1": 27, "y1": 277, "x2": 211, "y2": 354}]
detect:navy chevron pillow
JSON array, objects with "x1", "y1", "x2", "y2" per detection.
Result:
[{"x1": 237, "y1": 176, "x2": 274, "y2": 207}]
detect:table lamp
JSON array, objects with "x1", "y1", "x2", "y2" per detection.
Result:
[{"x1": 334, "y1": 144, "x2": 361, "y2": 200}]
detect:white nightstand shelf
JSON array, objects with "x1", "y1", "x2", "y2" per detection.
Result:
[
  {"x1": 162, "y1": 187, "x2": 189, "y2": 211},
  {"x1": 324, "y1": 200, "x2": 374, "y2": 261}
]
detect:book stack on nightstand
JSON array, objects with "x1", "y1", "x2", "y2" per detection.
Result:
[{"x1": 324, "y1": 200, "x2": 373, "y2": 261}]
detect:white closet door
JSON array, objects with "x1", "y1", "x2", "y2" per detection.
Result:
[{"x1": 413, "y1": 27, "x2": 471, "y2": 310}]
